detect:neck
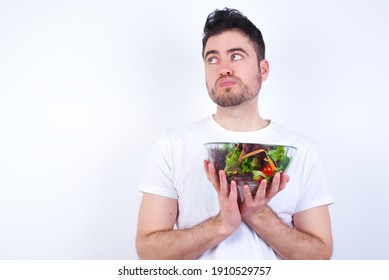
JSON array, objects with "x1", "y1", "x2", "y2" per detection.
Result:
[{"x1": 213, "y1": 98, "x2": 269, "y2": 131}]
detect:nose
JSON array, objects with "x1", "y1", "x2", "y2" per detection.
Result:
[{"x1": 219, "y1": 66, "x2": 234, "y2": 77}]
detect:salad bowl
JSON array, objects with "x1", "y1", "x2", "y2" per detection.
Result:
[{"x1": 204, "y1": 142, "x2": 297, "y2": 199}]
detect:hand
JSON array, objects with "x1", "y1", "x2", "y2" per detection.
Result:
[
  {"x1": 240, "y1": 172, "x2": 290, "y2": 222},
  {"x1": 203, "y1": 160, "x2": 241, "y2": 235}
]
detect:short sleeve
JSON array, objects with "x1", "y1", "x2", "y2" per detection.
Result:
[
  {"x1": 294, "y1": 143, "x2": 335, "y2": 213},
  {"x1": 137, "y1": 133, "x2": 178, "y2": 199}
]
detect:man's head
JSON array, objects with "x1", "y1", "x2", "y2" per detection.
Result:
[
  {"x1": 202, "y1": 8, "x2": 269, "y2": 108},
  {"x1": 202, "y1": 8, "x2": 266, "y2": 65}
]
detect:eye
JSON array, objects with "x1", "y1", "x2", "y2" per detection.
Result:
[
  {"x1": 207, "y1": 57, "x2": 219, "y2": 64},
  {"x1": 231, "y1": 54, "x2": 243, "y2": 61}
]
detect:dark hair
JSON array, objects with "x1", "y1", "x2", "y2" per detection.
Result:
[{"x1": 202, "y1": 8, "x2": 265, "y2": 63}]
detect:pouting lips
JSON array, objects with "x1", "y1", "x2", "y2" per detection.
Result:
[{"x1": 219, "y1": 78, "x2": 236, "y2": 87}]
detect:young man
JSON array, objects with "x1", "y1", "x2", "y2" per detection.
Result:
[{"x1": 136, "y1": 8, "x2": 334, "y2": 259}]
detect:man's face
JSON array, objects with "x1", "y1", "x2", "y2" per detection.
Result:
[{"x1": 203, "y1": 29, "x2": 268, "y2": 107}]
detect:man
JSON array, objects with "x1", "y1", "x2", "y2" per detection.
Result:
[{"x1": 136, "y1": 8, "x2": 334, "y2": 259}]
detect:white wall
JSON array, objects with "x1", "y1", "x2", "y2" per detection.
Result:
[{"x1": 0, "y1": 0, "x2": 388, "y2": 259}]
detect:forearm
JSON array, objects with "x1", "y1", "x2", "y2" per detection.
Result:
[
  {"x1": 136, "y1": 215, "x2": 230, "y2": 260},
  {"x1": 245, "y1": 207, "x2": 332, "y2": 260}
]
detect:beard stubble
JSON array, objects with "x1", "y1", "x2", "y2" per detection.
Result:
[{"x1": 207, "y1": 73, "x2": 262, "y2": 107}]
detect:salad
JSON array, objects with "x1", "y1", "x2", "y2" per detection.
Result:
[{"x1": 208, "y1": 143, "x2": 295, "y2": 185}]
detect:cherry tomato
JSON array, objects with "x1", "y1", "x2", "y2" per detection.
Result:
[{"x1": 262, "y1": 165, "x2": 274, "y2": 176}]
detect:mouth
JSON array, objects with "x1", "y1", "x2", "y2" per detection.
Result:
[{"x1": 219, "y1": 78, "x2": 236, "y2": 88}]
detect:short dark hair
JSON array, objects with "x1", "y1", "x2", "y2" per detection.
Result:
[{"x1": 202, "y1": 8, "x2": 266, "y2": 63}]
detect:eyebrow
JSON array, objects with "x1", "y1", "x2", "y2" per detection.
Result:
[{"x1": 204, "y1": 48, "x2": 249, "y2": 59}]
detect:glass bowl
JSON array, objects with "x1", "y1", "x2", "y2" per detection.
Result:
[{"x1": 204, "y1": 142, "x2": 297, "y2": 199}]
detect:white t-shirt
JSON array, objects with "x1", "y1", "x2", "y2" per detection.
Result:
[{"x1": 138, "y1": 116, "x2": 334, "y2": 259}]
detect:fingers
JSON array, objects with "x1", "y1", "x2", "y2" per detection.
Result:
[
  {"x1": 242, "y1": 184, "x2": 253, "y2": 203},
  {"x1": 266, "y1": 172, "x2": 280, "y2": 198},
  {"x1": 219, "y1": 169, "x2": 229, "y2": 195},
  {"x1": 228, "y1": 180, "x2": 238, "y2": 203},
  {"x1": 253, "y1": 178, "x2": 268, "y2": 202},
  {"x1": 203, "y1": 161, "x2": 238, "y2": 204},
  {"x1": 203, "y1": 160, "x2": 210, "y2": 180},
  {"x1": 209, "y1": 164, "x2": 221, "y2": 192},
  {"x1": 203, "y1": 160, "x2": 218, "y2": 182},
  {"x1": 203, "y1": 160, "x2": 229, "y2": 194},
  {"x1": 267, "y1": 172, "x2": 289, "y2": 197},
  {"x1": 279, "y1": 172, "x2": 290, "y2": 191},
  {"x1": 252, "y1": 172, "x2": 289, "y2": 203}
]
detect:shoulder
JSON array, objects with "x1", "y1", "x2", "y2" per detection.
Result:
[
  {"x1": 162, "y1": 117, "x2": 211, "y2": 142},
  {"x1": 150, "y1": 117, "x2": 211, "y2": 156},
  {"x1": 269, "y1": 121, "x2": 316, "y2": 148}
]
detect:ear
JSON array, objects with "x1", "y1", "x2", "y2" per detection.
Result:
[{"x1": 260, "y1": 59, "x2": 270, "y2": 81}]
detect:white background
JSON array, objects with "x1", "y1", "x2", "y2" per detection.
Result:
[{"x1": 0, "y1": 0, "x2": 388, "y2": 260}]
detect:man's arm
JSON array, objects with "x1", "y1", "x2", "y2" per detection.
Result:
[
  {"x1": 135, "y1": 193, "x2": 223, "y2": 259},
  {"x1": 205, "y1": 162, "x2": 333, "y2": 259},
  {"x1": 136, "y1": 164, "x2": 242, "y2": 259},
  {"x1": 240, "y1": 176, "x2": 333, "y2": 259}
]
